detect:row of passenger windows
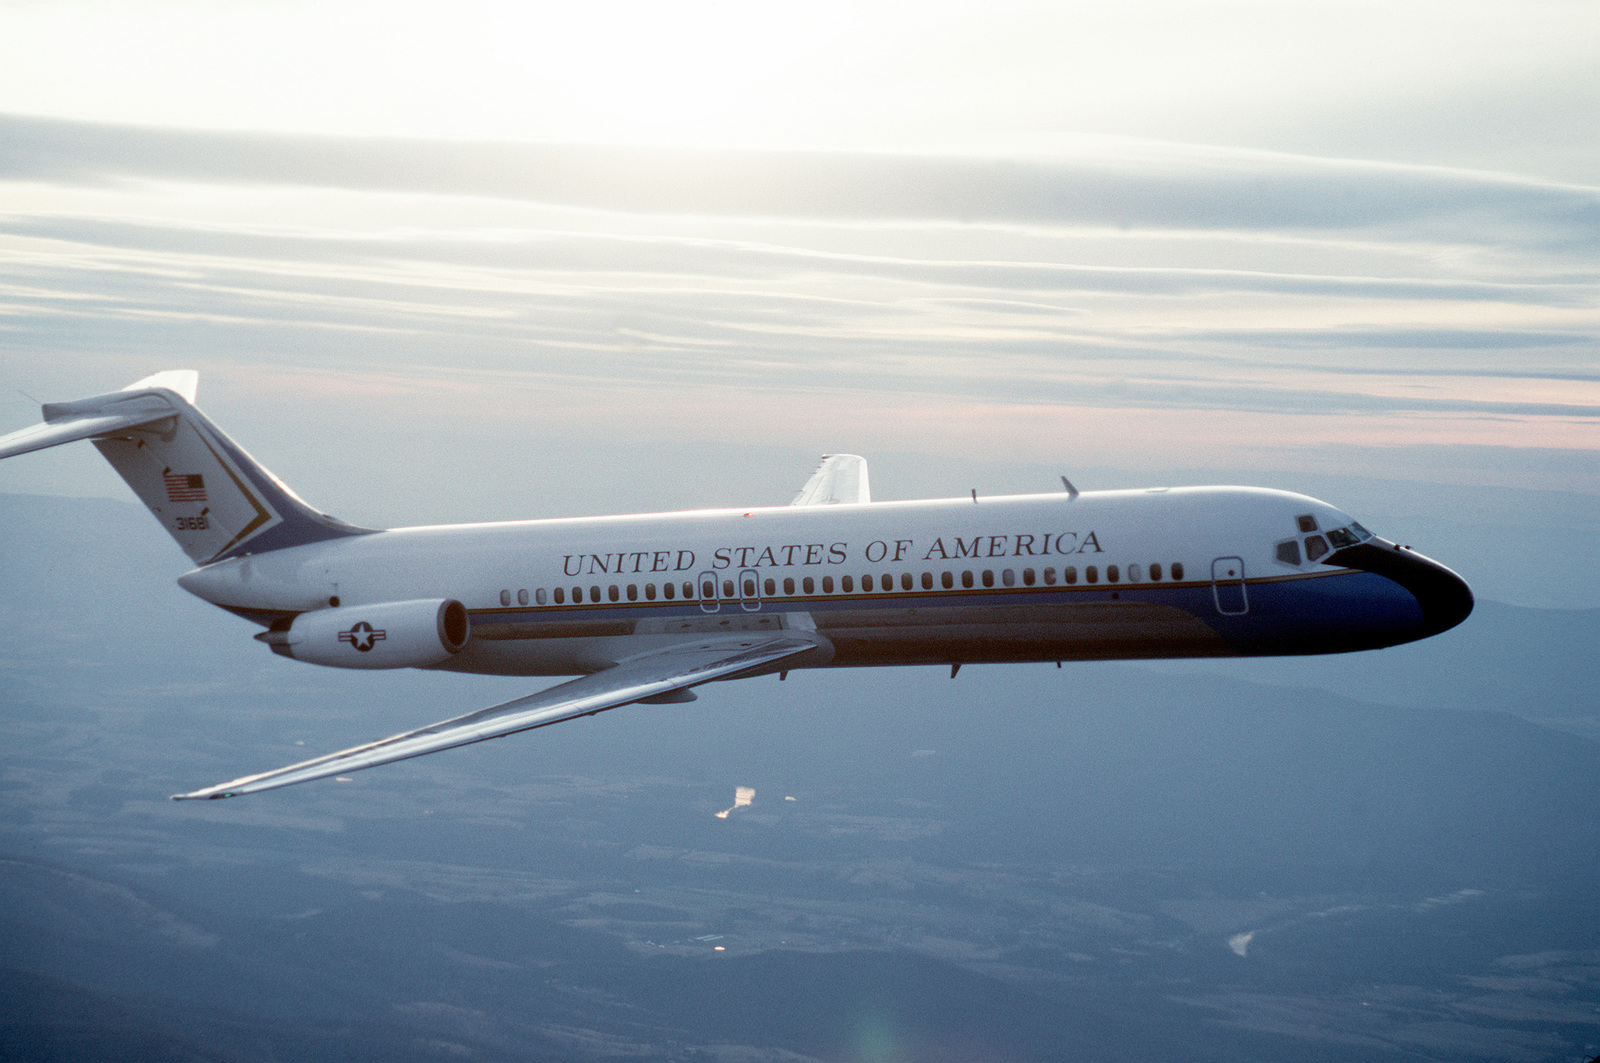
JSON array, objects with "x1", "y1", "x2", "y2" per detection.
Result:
[{"x1": 497, "y1": 561, "x2": 1186, "y2": 607}]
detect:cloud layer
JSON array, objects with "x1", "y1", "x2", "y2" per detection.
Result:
[
  {"x1": 1, "y1": 114, "x2": 1595, "y2": 609},
  {"x1": 5, "y1": 115, "x2": 1598, "y2": 250}
]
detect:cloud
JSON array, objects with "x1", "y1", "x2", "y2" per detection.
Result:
[
  {"x1": 3, "y1": 114, "x2": 1597, "y2": 252},
  {"x1": 2, "y1": 195, "x2": 1593, "y2": 432},
  {"x1": 5, "y1": 214, "x2": 1586, "y2": 308},
  {"x1": 1, "y1": 113, "x2": 1595, "y2": 544}
]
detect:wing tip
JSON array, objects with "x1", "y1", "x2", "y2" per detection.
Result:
[{"x1": 170, "y1": 788, "x2": 233, "y2": 801}]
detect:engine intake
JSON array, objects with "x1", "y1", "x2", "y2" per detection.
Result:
[{"x1": 261, "y1": 599, "x2": 470, "y2": 669}]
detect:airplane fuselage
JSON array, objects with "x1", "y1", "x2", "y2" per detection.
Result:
[{"x1": 178, "y1": 485, "x2": 1467, "y2": 677}]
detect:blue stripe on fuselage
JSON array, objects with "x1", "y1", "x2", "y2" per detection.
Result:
[
  {"x1": 1197, "y1": 570, "x2": 1426, "y2": 654},
  {"x1": 464, "y1": 567, "x2": 1425, "y2": 657}
]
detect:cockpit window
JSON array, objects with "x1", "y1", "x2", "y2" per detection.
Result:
[
  {"x1": 1275, "y1": 540, "x2": 1302, "y2": 566},
  {"x1": 1296, "y1": 514, "x2": 1318, "y2": 533},
  {"x1": 1305, "y1": 535, "x2": 1329, "y2": 561},
  {"x1": 1326, "y1": 527, "x2": 1359, "y2": 548},
  {"x1": 1348, "y1": 522, "x2": 1373, "y2": 541}
]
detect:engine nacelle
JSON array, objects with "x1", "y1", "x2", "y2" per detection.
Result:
[{"x1": 265, "y1": 599, "x2": 470, "y2": 669}]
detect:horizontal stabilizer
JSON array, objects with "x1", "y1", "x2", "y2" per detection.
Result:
[
  {"x1": 172, "y1": 633, "x2": 825, "y2": 799},
  {"x1": 790, "y1": 453, "x2": 870, "y2": 506},
  {"x1": 0, "y1": 389, "x2": 182, "y2": 461}
]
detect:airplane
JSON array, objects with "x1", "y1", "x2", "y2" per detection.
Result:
[{"x1": 0, "y1": 370, "x2": 1474, "y2": 800}]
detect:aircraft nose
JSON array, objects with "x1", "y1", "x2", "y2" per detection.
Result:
[{"x1": 1329, "y1": 541, "x2": 1474, "y2": 638}]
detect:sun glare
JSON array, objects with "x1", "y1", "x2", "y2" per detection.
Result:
[{"x1": 0, "y1": 0, "x2": 884, "y2": 148}]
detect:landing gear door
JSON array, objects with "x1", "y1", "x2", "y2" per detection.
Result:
[{"x1": 1211, "y1": 557, "x2": 1249, "y2": 615}]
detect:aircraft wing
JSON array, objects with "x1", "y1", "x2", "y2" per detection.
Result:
[
  {"x1": 172, "y1": 634, "x2": 823, "y2": 800},
  {"x1": 790, "y1": 453, "x2": 870, "y2": 505}
]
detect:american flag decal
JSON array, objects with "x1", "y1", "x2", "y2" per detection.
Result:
[{"x1": 164, "y1": 471, "x2": 207, "y2": 503}]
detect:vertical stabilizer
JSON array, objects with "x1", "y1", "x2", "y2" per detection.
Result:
[{"x1": 1, "y1": 372, "x2": 371, "y2": 563}]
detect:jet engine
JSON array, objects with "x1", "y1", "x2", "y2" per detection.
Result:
[{"x1": 260, "y1": 599, "x2": 470, "y2": 669}]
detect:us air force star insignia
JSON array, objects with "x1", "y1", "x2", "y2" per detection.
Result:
[{"x1": 338, "y1": 621, "x2": 387, "y2": 652}]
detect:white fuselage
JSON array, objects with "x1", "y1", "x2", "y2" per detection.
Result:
[{"x1": 178, "y1": 486, "x2": 1457, "y2": 675}]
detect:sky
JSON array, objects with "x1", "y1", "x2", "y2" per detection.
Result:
[{"x1": 0, "y1": 0, "x2": 1596, "y2": 606}]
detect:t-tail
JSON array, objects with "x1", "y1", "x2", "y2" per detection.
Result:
[{"x1": 0, "y1": 370, "x2": 371, "y2": 563}]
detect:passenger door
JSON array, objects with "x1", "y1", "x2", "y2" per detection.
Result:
[{"x1": 1211, "y1": 556, "x2": 1249, "y2": 615}]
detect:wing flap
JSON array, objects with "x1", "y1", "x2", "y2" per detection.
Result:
[{"x1": 172, "y1": 634, "x2": 823, "y2": 800}]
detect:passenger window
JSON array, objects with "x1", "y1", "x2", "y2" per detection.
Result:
[
  {"x1": 701, "y1": 578, "x2": 716, "y2": 599},
  {"x1": 554, "y1": 587, "x2": 565, "y2": 604},
  {"x1": 822, "y1": 576, "x2": 834, "y2": 593},
  {"x1": 592, "y1": 585, "x2": 603, "y2": 602},
  {"x1": 1086, "y1": 566, "x2": 1099, "y2": 583},
  {"x1": 722, "y1": 579, "x2": 735, "y2": 598},
  {"x1": 1149, "y1": 563, "x2": 1162, "y2": 581},
  {"x1": 803, "y1": 576, "x2": 815, "y2": 594},
  {"x1": 536, "y1": 588, "x2": 547, "y2": 605},
  {"x1": 1128, "y1": 564, "x2": 1142, "y2": 582},
  {"x1": 921, "y1": 572, "x2": 933, "y2": 590},
  {"x1": 784, "y1": 577, "x2": 795, "y2": 595},
  {"x1": 1022, "y1": 568, "x2": 1035, "y2": 586},
  {"x1": 1276, "y1": 540, "x2": 1302, "y2": 566},
  {"x1": 862, "y1": 574, "x2": 874, "y2": 592},
  {"x1": 683, "y1": 582, "x2": 695, "y2": 599},
  {"x1": 841, "y1": 575, "x2": 853, "y2": 593},
  {"x1": 744, "y1": 577, "x2": 757, "y2": 597},
  {"x1": 1107, "y1": 565, "x2": 1120, "y2": 583},
  {"x1": 1297, "y1": 514, "x2": 1318, "y2": 533},
  {"x1": 608, "y1": 585, "x2": 620, "y2": 602},
  {"x1": 941, "y1": 571, "x2": 954, "y2": 589},
  {"x1": 627, "y1": 584, "x2": 638, "y2": 601},
  {"x1": 499, "y1": 590, "x2": 511, "y2": 606},
  {"x1": 765, "y1": 578, "x2": 776, "y2": 596},
  {"x1": 901, "y1": 572, "x2": 913, "y2": 590},
  {"x1": 1043, "y1": 567, "x2": 1056, "y2": 585},
  {"x1": 1002, "y1": 568, "x2": 1015, "y2": 586},
  {"x1": 982, "y1": 570, "x2": 994, "y2": 587},
  {"x1": 663, "y1": 582, "x2": 675, "y2": 600},
  {"x1": 517, "y1": 589, "x2": 529, "y2": 606},
  {"x1": 1064, "y1": 566, "x2": 1077, "y2": 584},
  {"x1": 961, "y1": 570, "x2": 974, "y2": 588},
  {"x1": 1171, "y1": 562, "x2": 1184, "y2": 580},
  {"x1": 882, "y1": 572, "x2": 892, "y2": 590},
  {"x1": 645, "y1": 584, "x2": 656, "y2": 600},
  {"x1": 572, "y1": 586, "x2": 584, "y2": 603},
  {"x1": 1305, "y1": 535, "x2": 1329, "y2": 561}
]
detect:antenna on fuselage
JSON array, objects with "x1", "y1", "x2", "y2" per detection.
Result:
[{"x1": 1060, "y1": 475, "x2": 1080, "y2": 499}]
